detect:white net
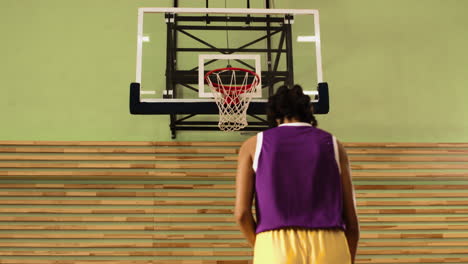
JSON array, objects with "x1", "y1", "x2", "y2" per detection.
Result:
[{"x1": 205, "y1": 68, "x2": 259, "y2": 131}]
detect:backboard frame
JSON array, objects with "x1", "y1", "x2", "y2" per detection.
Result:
[{"x1": 135, "y1": 7, "x2": 323, "y2": 97}]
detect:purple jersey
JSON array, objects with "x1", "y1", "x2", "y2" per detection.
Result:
[{"x1": 253, "y1": 122, "x2": 345, "y2": 234}]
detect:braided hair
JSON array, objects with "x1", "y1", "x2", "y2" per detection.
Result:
[{"x1": 266, "y1": 85, "x2": 318, "y2": 128}]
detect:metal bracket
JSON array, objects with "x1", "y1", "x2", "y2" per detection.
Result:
[
  {"x1": 284, "y1": 14, "x2": 294, "y2": 24},
  {"x1": 165, "y1": 13, "x2": 176, "y2": 23},
  {"x1": 162, "y1": 90, "x2": 174, "y2": 99}
]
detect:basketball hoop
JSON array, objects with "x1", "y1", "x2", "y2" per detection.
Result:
[{"x1": 205, "y1": 67, "x2": 260, "y2": 131}]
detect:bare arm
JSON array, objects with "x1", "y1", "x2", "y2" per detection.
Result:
[
  {"x1": 338, "y1": 140, "x2": 360, "y2": 263},
  {"x1": 234, "y1": 136, "x2": 257, "y2": 248}
]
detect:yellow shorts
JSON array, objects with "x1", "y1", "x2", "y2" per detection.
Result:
[{"x1": 253, "y1": 228, "x2": 351, "y2": 264}]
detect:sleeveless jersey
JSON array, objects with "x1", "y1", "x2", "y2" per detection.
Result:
[{"x1": 253, "y1": 122, "x2": 345, "y2": 234}]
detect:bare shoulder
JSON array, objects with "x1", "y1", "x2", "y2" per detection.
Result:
[
  {"x1": 239, "y1": 135, "x2": 257, "y2": 158},
  {"x1": 336, "y1": 139, "x2": 348, "y2": 161}
]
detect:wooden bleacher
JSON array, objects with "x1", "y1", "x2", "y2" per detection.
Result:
[{"x1": 0, "y1": 141, "x2": 467, "y2": 264}]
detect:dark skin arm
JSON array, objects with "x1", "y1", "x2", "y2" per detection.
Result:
[
  {"x1": 338, "y1": 140, "x2": 360, "y2": 263},
  {"x1": 234, "y1": 136, "x2": 257, "y2": 248}
]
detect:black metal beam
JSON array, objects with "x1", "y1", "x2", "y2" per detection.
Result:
[
  {"x1": 175, "y1": 16, "x2": 283, "y2": 23},
  {"x1": 273, "y1": 31, "x2": 285, "y2": 73},
  {"x1": 175, "y1": 25, "x2": 282, "y2": 31},
  {"x1": 205, "y1": 0, "x2": 210, "y2": 24},
  {"x1": 176, "y1": 70, "x2": 289, "y2": 76},
  {"x1": 174, "y1": 114, "x2": 197, "y2": 123},
  {"x1": 246, "y1": 0, "x2": 252, "y2": 24},
  {"x1": 233, "y1": 28, "x2": 282, "y2": 52},
  {"x1": 284, "y1": 17, "x2": 294, "y2": 87},
  {"x1": 177, "y1": 28, "x2": 220, "y2": 51},
  {"x1": 174, "y1": 126, "x2": 269, "y2": 131},
  {"x1": 176, "y1": 121, "x2": 267, "y2": 126},
  {"x1": 171, "y1": 1, "x2": 178, "y2": 138},
  {"x1": 176, "y1": 28, "x2": 282, "y2": 54},
  {"x1": 186, "y1": 28, "x2": 282, "y2": 72},
  {"x1": 173, "y1": 70, "x2": 289, "y2": 84},
  {"x1": 177, "y1": 48, "x2": 286, "y2": 53},
  {"x1": 248, "y1": 114, "x2": 268, "y2": 123},
  {"x1": 165, "y1": 15, "x2": 175, "y2": 95},
  {"x1": 266, "y1": 15, "x2": 273, "y2": 96}
]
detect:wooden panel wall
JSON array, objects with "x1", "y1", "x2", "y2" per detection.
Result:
[{"x1": 0, "y1": 141, "x2": 467, "y2": 264}]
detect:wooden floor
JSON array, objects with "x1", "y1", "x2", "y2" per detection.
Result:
[{"x1": 0, "y1": 141, "x2": 467, "y2": 263}]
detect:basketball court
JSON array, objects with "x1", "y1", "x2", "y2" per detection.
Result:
[{"x1": 1, "y1": 0, "x2": 468, "y2": 263}]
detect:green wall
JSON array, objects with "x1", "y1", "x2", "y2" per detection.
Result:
[{"x1": 1, "y1": 0, "x2": 467, "y2": 142}]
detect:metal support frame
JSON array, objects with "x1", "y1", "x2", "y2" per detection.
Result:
[
  {"x1": 284, "y1": 15, "x2": 294, "y2": 87},
  {"x1": 166, "y1": 9, "x2": 294, "y2": 138},
  {"x1": 266, "y1": 0, "x2": 273, "y2": 95},
  {"x1": 166, "y1": 12, "x2": 177, "y2": 138},
  {"x1": 170, "y1": 0, "x2": 179, "y2": 138},
  {"x1": 134, "y1": 7, "x2": 323, "y2": 84}
]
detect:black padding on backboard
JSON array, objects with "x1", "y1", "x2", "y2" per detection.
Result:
[
  {"x1": 129, "y1": 82, "x2": 329, "y2": 115},
  {"x1": 314, "y1": 82, "x2": 329, "y2": 114}
]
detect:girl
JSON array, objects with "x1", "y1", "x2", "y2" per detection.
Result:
[{"x1": 234, "y1": 85, "x2": 360, "y2": 263}]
